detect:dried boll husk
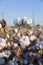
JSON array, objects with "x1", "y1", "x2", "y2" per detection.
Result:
[
  {"x1": 27, "y1": 30, "x2": 33, "y2": 36},
  {"x1": 0, "y1": 28, "x2": 4, "y2": 32},
  {"x1": 13, "y1": 46, "x2": 21, "y2": 57},
  {"x1": 16, "y1": 47, "x2": 22, "y2": 57},
  {"x1": 6, "y1": 34, "x2": 10, "y2": 38},
  {"x1": 38, "y1": 50, "x2": 43, "y2": 55},
  {"x1": 1, "y1": 19, "x2": 6, "y2": 28},
  {"x1": 11, "y1": 42, "x2": 22, "y2": 57}
]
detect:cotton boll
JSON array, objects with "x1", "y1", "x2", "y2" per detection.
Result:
[
  {"x1": 0, "y1": 24, "x2": 2, "y2": 29},
  {"x1": 23, "y1": 16, "x2": 27, "y2": 24},
  {"x1": 19, "y1": 36, "x2": 30, "y2": 49},
  {"x1": 39, "y1": 33, "x2": 43, "y2": 40},
  {"x1": 26, "y1": 19, "x2": 30, "y2": 24},
  {"x1": 29, "y1": 63, "x2": 34, "y2": 65},
  {"x1": 0, "y1": 38, "x2": 6, "y2": 50},
  {"x1": 0, "y1": 57, "x2": 5, "y2": 65},
  {"x1": 14, "y1": 19, "x2": 17, "y2": 24},
  {"x1": 14, "y1": 28, "x2": 18, "y2": 33},
  {"x1": 14, "y1": 17, "x2": 21, "y2": 25},
  {"x1": 8, "y1": 60, "x2": 18, "y2": 65},
  {"x1": 23, "y1": 59, "x2": 28, "y2": 65},
  {"x1": 22, "y1": 19, "x2": 26, "y2": 24},
  {"x1": 29, "y1": 19, "x2": 32, "y2": 24},
  {"x1": 14, "y1": 43, "x2": 18, "y2": 48},
  {"x1": 2, "y1": 50, "x2": 11, "y2": 58},
  {"x1": 24, "y1": 16, "x2": 27, "y2": 20},
  {"x1": 17, "y1": 17, "x2": 22, "y2": 25},
  {"x1": 36, "y1": 40, "x2": 43, "y2": 49},
  {"x1": 26, "y1": 19, "x2": 32, "y2": 25},
  {"x1": 39, "y1": 28, "x2": 42, "y2": 31},
  {"x1": 39, "y1": 45, "x2": 43, "y2": 49},
  {"x1": 13, "y1": 57, "x2": 16, "y2": 61},
  {"x1": 29, "y1": 35, "x2": 36, "y2": 41},
  {"x1": 17, "y1": 17, "x2": 21, "y2": 21}
]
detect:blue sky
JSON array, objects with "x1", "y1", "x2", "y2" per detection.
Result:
[{"x1": 0, "y1": 0, "x2": 43, "y2": 26}]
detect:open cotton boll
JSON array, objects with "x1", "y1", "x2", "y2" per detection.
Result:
[
  {"x1": 19, "y1": 36, "x2": 30, "y2": 49},
  {"x1": 22, "y1": 19, "x2": 26, "y2": 24},
  {"x1": 29, "y1": 35, "x2": 36, "y2": 41},
  {"x1": 23, "y1": 59, "x2": 28, "y2": 65},
  {"x1": 39, "y1": 33, "x2": 43, "y2": 40},
  {"x1": 39, "y1": 28, "x2": 42, "y2": 31},
  {"x1": 17, "y1": 17, "x2": 21, "y2": 21},
  {"x1": 14, "y1": 17, "x2": 21, "y2": 25},
  {"x1": 8, "y1": 60, "x2": 18, "y2": 65},
  {"x1": 38, "y1": 40, "x2": 43, "y2": 45},
  {"x1": 29, "y1": 63, "x2": 34, "y2": 65},
  {"x1": 23, "y1": 17, "x2": 27, "y2": 24},
  {"x1": 0, "y1": 57, "x2": 5, "y2": 65},
  {"x1": 14, "y1": 28, "x2": 18, "y2": 33},
  {"x1": 14, "y1": 43, "x2": 18, "y2": 48},
  {"x1": 14, "y1": 19, "x2": 17, "y2": 24},
  {"x1": 23, "y1": 16, "x2": 27, "y2": 24},
  {"x1": 0, "y1": 24, "x2": 2, "y2": 29},
  {"x1": 0, "y1": 50, "x2": 11, "y2": 58},
  {"x1": 26, "y1": 19, "x2": 32, "y2": 25},
  {"x1": 2, "y1": 50, "x2": 11, "y2": 58},
  {"x1": 17, "y1": 17, "x2": 22, "y2": 25},
  {"x1": 24, "y1": 16, "x2": 27, "y2": 20},
  {"x1": 36, "y1": 40, "x2": 43, "y2": 49},
  {"x1": 0, "y1": 38, "x2": 6, "y2": 50}
]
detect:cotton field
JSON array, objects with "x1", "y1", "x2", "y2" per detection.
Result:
[{"x1": 0, "y1": 18, "x2": 43, "y2": 65}]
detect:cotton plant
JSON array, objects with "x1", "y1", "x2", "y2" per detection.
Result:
[
  {"x1": 19, "y1": 36, "x2": 30, "y2": 49},
  {"x1": 23, "y1": 17, "x2": 32, "y2": 25},
  {"x1": 14, "y1": 17, "x2": 32, "y2": 26}
]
